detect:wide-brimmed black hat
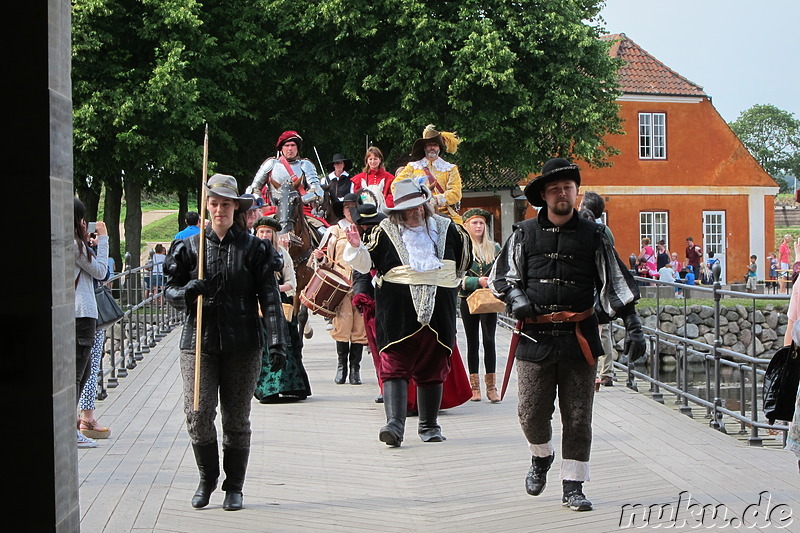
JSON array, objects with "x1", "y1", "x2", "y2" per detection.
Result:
[
  {"x1": 410, "y1": 124, "x2": 461, "y2": 160},
  {"x1": 352, "y1": 203, "x2": 387, "y2": 226},
  {"x1": 205, "y1": 173, "x2": 253, "y2": 214},
  {"x1": 523, "y1": 158, "x2": 581, "y2": 207},
  {"x1": 325, "y1": 153, "x2": 352, "y2": 173},
  {"x1": 332, "y1": 192, "x2": 361, "y2": 220}
]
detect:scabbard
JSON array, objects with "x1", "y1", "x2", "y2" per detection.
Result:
[{"x1": 501, "y1": 320, "x2": 524, "y2": 400}]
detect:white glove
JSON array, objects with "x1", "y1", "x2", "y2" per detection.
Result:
[{"x1": 434, "y1": 194, "x2": 446, "y2": 207}]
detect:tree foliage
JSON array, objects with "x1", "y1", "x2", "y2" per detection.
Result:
[
  {"x1": 730, "y1": 104, "x2": 800, "y2": 192},
  {"x1": 73, "y1": 0, "x2": 622, "y2": 259}
]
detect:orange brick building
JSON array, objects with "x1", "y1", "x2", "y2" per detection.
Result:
[{"x1": 571, "y1": 34, "x2": 779, "y2": 283}]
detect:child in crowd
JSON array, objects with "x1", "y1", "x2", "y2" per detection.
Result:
[{"x1": 746, "y1": 255, "x2": 758, "y2": 293}]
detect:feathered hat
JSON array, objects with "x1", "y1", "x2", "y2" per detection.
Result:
[{"x1": 410, "y1": 124, "x2": 461, "y2": 160}]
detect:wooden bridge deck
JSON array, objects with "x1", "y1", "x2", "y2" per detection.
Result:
[{"x1": 78, "y1": 315, "x2": 800, "y2": 532}]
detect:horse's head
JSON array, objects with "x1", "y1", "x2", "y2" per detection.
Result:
[{"x1": 275, "y1": 180, "x2": 300, "y2": 235}]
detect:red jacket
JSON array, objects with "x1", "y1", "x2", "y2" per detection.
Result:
[{"x1": 353, "y1": 168, "x2": 395, "y2": 208}]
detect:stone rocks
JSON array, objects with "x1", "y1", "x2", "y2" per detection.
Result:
[{"x1": 635, "y1": 302, "x2": 789, "y2": 359}]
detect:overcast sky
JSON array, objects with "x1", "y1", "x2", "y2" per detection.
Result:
[{"x1": 598, "y1": 1, "x2": 800, "y2": 124}]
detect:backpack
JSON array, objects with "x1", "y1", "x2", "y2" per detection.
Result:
[{"x1": 763, "y1": 343, "x2": 800, "y2": 424}]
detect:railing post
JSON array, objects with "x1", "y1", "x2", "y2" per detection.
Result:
[
  {"x1": 125, "y1": 252, "x2": 137, "y2": 370},
  {"x1": 710, "y1": 282, "x2": 725, "y2": 432}
]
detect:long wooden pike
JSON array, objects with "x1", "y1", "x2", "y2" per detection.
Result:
[{"x1": 193, "y1": 124, "x2": 209, "y2": 411}]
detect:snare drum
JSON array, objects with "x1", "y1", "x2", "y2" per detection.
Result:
[{"x1": 300, "y1": 265, "x2": 351, "y2": 318}]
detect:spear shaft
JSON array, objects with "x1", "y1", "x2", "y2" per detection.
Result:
[{"x1": 193, "y1": 124, "x2": 209, "y2": 411}]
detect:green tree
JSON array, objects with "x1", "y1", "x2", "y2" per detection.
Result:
[{"x1": 730, "y1": 104, "x2": 800, "y2": 192}]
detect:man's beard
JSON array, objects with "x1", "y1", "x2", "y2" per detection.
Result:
[
  {"x1": 550, "y1": 200, "x2": 573, "y2": 216},
  {"x1": 426, "y1": 149, "x2": 439, "y2": 159}
]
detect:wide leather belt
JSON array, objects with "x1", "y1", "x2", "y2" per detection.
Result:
[{"x1": 524, "y1": 308, "x2": 595, "y2": 366}]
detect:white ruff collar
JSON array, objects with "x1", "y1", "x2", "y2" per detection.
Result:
[{"x1": 410, "y1": 157, "x2": 455, "y2": 172}]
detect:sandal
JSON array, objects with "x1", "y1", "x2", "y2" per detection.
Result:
[{"x1": 79, "y1": 419, "x2": 111, "y2": 439}]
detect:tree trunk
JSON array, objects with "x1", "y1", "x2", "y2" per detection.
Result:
[
  {"x1": 123, "y1": 174, "x2": 143, "y2": 268},
  {"x1": 75, "y1": 180, "x2": 101, "y2": 222},
  {"x1": 103, "y1": 176, "x2": 124, "y2": 273},
  {"x1": 177, "y1": 189, "x2": 188, "y2": 232}
]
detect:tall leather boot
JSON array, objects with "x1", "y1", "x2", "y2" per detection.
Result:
[
  {"x1": 417, "y1": 383, "x2": 445, "y2": 442},
  {"x1": 379, "y1": 379, "x2": 408, "y2": 447},
  {"x1": 191, "y1": 442, "x2": 220, "y2": 508},
  {"x1": 221, "y1": 447, "x2": 249, "y2": 511},
  {"x1": 485, "y1": 373, "x2": 501, "y2": 403},
  {"x1": 469, "y1": 374, "x2": 481, "y2": 401},
  {"x1": 349, "y1": 343, "x2": 363, "y2": 385},
  {"x1": 334, "y1": 341, "x2": 349, "y2": 384}
]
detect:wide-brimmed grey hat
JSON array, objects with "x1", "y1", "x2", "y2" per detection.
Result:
[
  {"x1": 523, "y1": 158, "x2": 581, "y2": 207},
  {"x1": 205, "y1": 173, "x2": 253, "y2": 213},
  {"x1": 382, "y1": 179, "x2": 431, "y2": 214},
  {"x1": 352, "y1": 203, "x2": 387, "y2": 226}
]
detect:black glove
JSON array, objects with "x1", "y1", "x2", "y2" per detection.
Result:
[
  {"x1": 269, "y1": 345, "x2": 287, "y2": 371},
  {"x1": 622, "y1": 313, "x2": 647, "y2": 362},
  {"x1": 506, "y1": 288, "x2": 533, "y2": 320},
  {"x1": 184, "y1": 279, "x2": 208, "y2": 305}
]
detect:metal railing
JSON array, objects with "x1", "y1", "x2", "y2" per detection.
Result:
[
  {"x1": 497, "y1": 278, "x2": 792, "y2": 447},
  {"x1": 94, "y1": 252, "x2": 183, "y2": 400}
]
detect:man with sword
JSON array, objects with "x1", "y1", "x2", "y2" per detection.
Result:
[{"x1": 489, "y1": 158, "x2": 646, "y2": 512}]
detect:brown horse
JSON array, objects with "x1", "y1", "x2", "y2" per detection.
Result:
[{"x1": 274, "y1": 180, "x2": 327, "y2": 340}]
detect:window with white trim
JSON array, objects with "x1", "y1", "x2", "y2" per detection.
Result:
[
  {"x1": 639, "y1": 112, "x2": 666, "y2": 159},
  {"x1": 640, "y1": 211, "x2": 668, "y2": 247}
]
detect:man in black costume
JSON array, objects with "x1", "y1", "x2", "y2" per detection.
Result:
[{"x1": 490, "y1": 158, "x2": 646, "y2": 511}]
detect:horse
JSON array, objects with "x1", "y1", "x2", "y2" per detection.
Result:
[{"x1": 274, "y1": 180, "x2": 326, "y2": 341}]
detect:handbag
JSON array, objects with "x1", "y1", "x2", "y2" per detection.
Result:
[
  {"x1": 95, "y1": 284, "x2": 124, "y2": 330},
  {"x1": 762, "y1": 343, "x2": 800, "y2": 424},
  {"x1": 466, "y1": 288, "x2": 506, "y2": 314},
  {"x1": 281, "y1": 302, "x2": 294, "y2": 322}
]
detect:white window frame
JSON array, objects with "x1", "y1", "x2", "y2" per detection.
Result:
[
  {"x1": 639, "y1": 112, "x2": 666, "y2": 160},
  {"x1": 639, "y1": 211, "x2": 669, "y2": 248}
]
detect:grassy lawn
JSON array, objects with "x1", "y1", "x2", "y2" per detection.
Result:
[{"x1": 141, "y1": 214, "x2": 180, "y2": 246}]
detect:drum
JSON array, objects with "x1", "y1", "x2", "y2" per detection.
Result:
[{"x1": 300, "y1": 265, "x2": 351, "y2": 318}]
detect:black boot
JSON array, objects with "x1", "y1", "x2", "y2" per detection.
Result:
[
  {"x1": 191, "y1": 442, "x2": 220, "y2": 508},
  {"x1": 334, "y1": 341, "x2": 349, "y2": 384},
  {"x1": 417, "y1": 384, "x2": 445, "y2": 442},
  {"x1": 379, "y1": 379, "x2": 408, "y2": 447},
  {"x1": 562, "y1": 480, "x2": 593, "y2": 511},
  {"x1": 349, "y1": 344, "x2": 363, "y2": 385},
  {"x1": 525, "y1": 454, "x2": 554, "y2": 496},
  {"x1": 221, "y1": 447, "x2": 249, "y2": 511}
]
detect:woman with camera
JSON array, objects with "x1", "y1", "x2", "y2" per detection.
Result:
[{"x1": 74, "y1": 198, "x2": 110, "y2": 448}]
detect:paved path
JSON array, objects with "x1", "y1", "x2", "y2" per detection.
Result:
[{"x1": 79, "y1": 314, "x2": 800, "y2": 532}]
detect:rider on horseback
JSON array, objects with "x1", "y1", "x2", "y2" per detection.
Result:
[{"x1": 246, "y1": 130, "x2": 325, "y2": 210}]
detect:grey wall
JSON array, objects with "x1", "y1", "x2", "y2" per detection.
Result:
[{"x1": 0, "y1": 1, "x2": 78, "y2": 531}]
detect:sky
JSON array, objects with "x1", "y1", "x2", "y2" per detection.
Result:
[{"x1": 598, "y1": 1, "x2": 800, "y2": 124}]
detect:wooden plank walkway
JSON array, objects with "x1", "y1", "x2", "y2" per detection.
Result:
[{"x1": 78, "y1": 314, "x2": 800, "y2": 532}]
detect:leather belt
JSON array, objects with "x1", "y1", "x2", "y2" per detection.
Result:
[{"x1": 525, "y1": 308, "x2": 595, "y2": 366}]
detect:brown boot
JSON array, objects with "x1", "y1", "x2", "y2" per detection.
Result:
[
  {"x1": 469, "y1": 374, "x2": 481, "y2": 401},
  {"x1": 485, "y1": 373, "x2": 501, "y2": 403}
]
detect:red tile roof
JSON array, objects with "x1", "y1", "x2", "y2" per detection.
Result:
[{"x1": 602, "y1": 33, "x2": 707, "y2": 97}]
